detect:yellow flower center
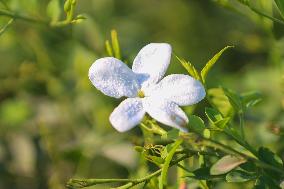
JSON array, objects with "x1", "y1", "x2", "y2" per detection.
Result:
[{"x1": 137, "y1": 90, "x2": 145, "y2": 98}]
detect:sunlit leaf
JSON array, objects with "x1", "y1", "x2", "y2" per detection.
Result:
[
  {"x1": 105, "y1": 40, "x2": 114, "y2": 57},
  {"x1": 210, "y1": 155, "x2": 246, "y2": 175},
  {"x1": 207, "y1": 88, "x2": 233, "y2": 117},
  {"x1": 111, "y1": 29, "x2": 121, "y2": 60},
  {"x1": 175, "y1": 55, "x2": 200, "y2": 80},
  {"x1": 201, "y1": 46, "x2": 233, "y2": 83},
  {"x1": 47, "y1": 0, "x2": 61, "y2": 22}
]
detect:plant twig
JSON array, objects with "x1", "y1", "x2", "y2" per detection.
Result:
[{"x1": 66, "y1": 154, "x2": 191, "y2": 189}]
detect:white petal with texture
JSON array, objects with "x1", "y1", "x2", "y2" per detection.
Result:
[
  {"x1": 143, "y1": 97, "x2": 188, "y2": 132},
  {"x1": 132, "y1": 43, "x2": 172, "y2": 90},
  {"x1": 89, "y1": 57, "x2": 140, "y2": 98},
  {"x1": 110, "y1": 98, "x2": 145, "y2": 132},
  {"x1": 147, "y1": 74, "x2": 206, "y2": 106}
]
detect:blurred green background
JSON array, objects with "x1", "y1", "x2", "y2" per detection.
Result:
[{"x1": 0, "y1": 0, "x2": 283, "y2": 188}]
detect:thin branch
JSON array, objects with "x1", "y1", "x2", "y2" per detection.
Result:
[
  {"x1": 0, "y1": 9, "x2": 48, "y2": 24},
  {"x1": 66, "y1": 154, "x2": 191, "y2": 189}
]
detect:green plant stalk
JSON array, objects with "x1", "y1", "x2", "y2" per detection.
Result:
[
  {"x1": 0, "y1": 18, "x2": 13, "y2": 36},
  {"x1": 236, "y1": 0, "x2": 284, "y2": 25},
  {"x1": 189, "y1": 135, "x2": 284, "y2": 175},
  {"x1": 205, "y1": 92, "x2": 258, "y2": 157},
  {"x1": 67, "y1": 154, "x2": 191, "y2": 189},
  {"x1": 0, "y1": 9, "x2": 48, "y2": 24},
  {"x1": 160, "y1": 139, "x2": 183, "y2": 189},
  {"x1": 239, "y1": 111, "x2": 245, "y2": 140}
]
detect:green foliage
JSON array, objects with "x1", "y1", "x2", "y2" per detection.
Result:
[
  {"x1": 205, "y1": 107, "x2": 230, "y2": 130},
  {"x1": 159, "y1": 139, "x2": 183, "y2": 189},
  {"x1": 47, "y1": 0, "x2": 61, "y2": 22},
  {"x1": 188, "y1": 115, "x2": 206, "y2": 134},
  {"x1": 176, "y1": 55, "x2": 200, "y2": 80},
  {"x1": 275, "y1": 0, "x2": 284, "y2": 18},
  {"x1": 258, "y1": 147, "x2": 283, "y2": 168},
  {"x1": 1, "y1": 1, "x2": 284, "y2": 189},
  {"x1": 201, "y1": 46, "x2": 233, "y2": 84},
  {"x1": 105, "y1": 30, "x2": 122, "y2": 59},
  {"x1": 225, "y1": 170, "x2": 256, "y2": 183},
  {"x1": 210, "y1": 155, "x2": 246, "y2": 175}
]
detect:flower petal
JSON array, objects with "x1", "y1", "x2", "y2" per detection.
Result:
[
  {"x1": 132, "y1": 43, "x2": 172, "y2": 90},
  {"x1": 89, "y1": 57, "x2": 140, "y2": 98},
  {"x1": 146, "y1": 74, "x2": 206, "y2": 106},
  {"x1": 143, "y1": 97, "x2": 188, "y2": 132},
  {"x1": 110, "y1": 98, "x2": 145, "y2": 132}
]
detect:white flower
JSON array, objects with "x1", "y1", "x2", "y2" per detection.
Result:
[{"x1": 88, "y1": 43, "x2": 206, "y2": 132}]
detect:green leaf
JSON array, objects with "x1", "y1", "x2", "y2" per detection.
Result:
[
  {"x1": 201, "y1": 46, "x2": 233, "y2": 83},
  {"x1": 207, "y1": 88, "x2": 233, "y2": 117},
  {"x1": 254, "y1": 176, "x2": 268, "y2": 189},
  {"x1": 161, "y1": 129, "x2": 180, "y2": 140},
  {"x1": 159, "y1": 139, "x2": 183, "y2": 189},
  {"x1": 47, "y1": 0, "x2": 61, "y2": 22},
  {"x1": 274, "y1": 0, "x2": 284, "y2": 18},
  {"x1": 189, "y1": 167, "x2": 225, "y2": 181},
  {"x1": 226, "y1": 170, "x2": 256, "y2": 183},
  {"x1": 222, "y1": 87, "x2": 243, "y2": 112},
  {"x1": 188, "y1": 115, "x2": 206, "y2": 135},
  {"x1": 105, "y1": 40, "x2": 114, "y2": 56},
  {"x1": 258, "y1": 147, "x2": 283, "y2": 167},
  {"x1": 210, "y1": 155, "x2": 246, "y2": 175},
  {"x1": 175, "y1": 55, "x2": 200, "y2": 80},
  {"x1": 111, "y1": 30, "x2": 121, "y2": 60},
  {"x1": 0, "y1": 18, "x2": 13, "y2": 36},
  {"x1": 241, "y1": 91, "x2": 262, "y2": 109},
  {"x1": 205, "y1": 107, "x2": 230, "y2": 129}
]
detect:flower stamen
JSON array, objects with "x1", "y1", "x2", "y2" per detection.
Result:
[{"x1": 137, "y1": 90, "x2": 145, "y2": 98}]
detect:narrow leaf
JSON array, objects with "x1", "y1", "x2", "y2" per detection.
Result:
[
  {"x1": 258, "y1": 147, "x2": 283, "y2": 167},
  {"x1": 175, "y1": 55, "x2": 200, "y2": 80},
  {"x1": 105, "y1": 40, "x2": 114, "y2": 57},
  {"x1": 210, "y1": 155, "x2": 246, "y2": 175},
  {"x1": 205, "y1": 107, "x2": 230, "y2": 129},
  {"x1": 201, "y1": 46, "x2": 233, "y2": 83},
  {"x1": 0, "y1": 18, "x2": 13, "y2": 36},
  {"x1": 226, "y1": 170, "x2": 256, "y2": 183},
  {"x1": 159, "y1": 139, "x2": 183, "y2": 189},
  {"x1": 111, "y1": 29, "x2": 121, "y2": 59},
  {"x1": 222, "y1": 87, "x2": 243, "y2": 112},
  {"x1": 241, "y1": 91, "x2": 262, "y2": 109},
  {"x1": 274, "y1": 0, "x2": 284, "y2": 18}
]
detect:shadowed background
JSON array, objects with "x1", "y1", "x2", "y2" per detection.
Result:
[{"x1": 0, "y1": 0, "x2": 283, "y2": 188}]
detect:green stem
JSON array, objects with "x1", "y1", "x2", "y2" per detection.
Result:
[
  {"x1": 0, "y1": 9, "x2": 48, "y2": 24},
  {"x1": 67, "y1": 154, "x2": 191, "y2": 189},
  {"x1": 188, "y1": 135, "x2": 284, "y2": 175},
  {"x1": 236, "y1": 0, "x2": 284, "y2": 25},
  {"x1": 0, "y1": 18, "x2": 13, "y2": 36},
  {"x1": 239, "y1": 112, "x2": 245, "y2": 140}
]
